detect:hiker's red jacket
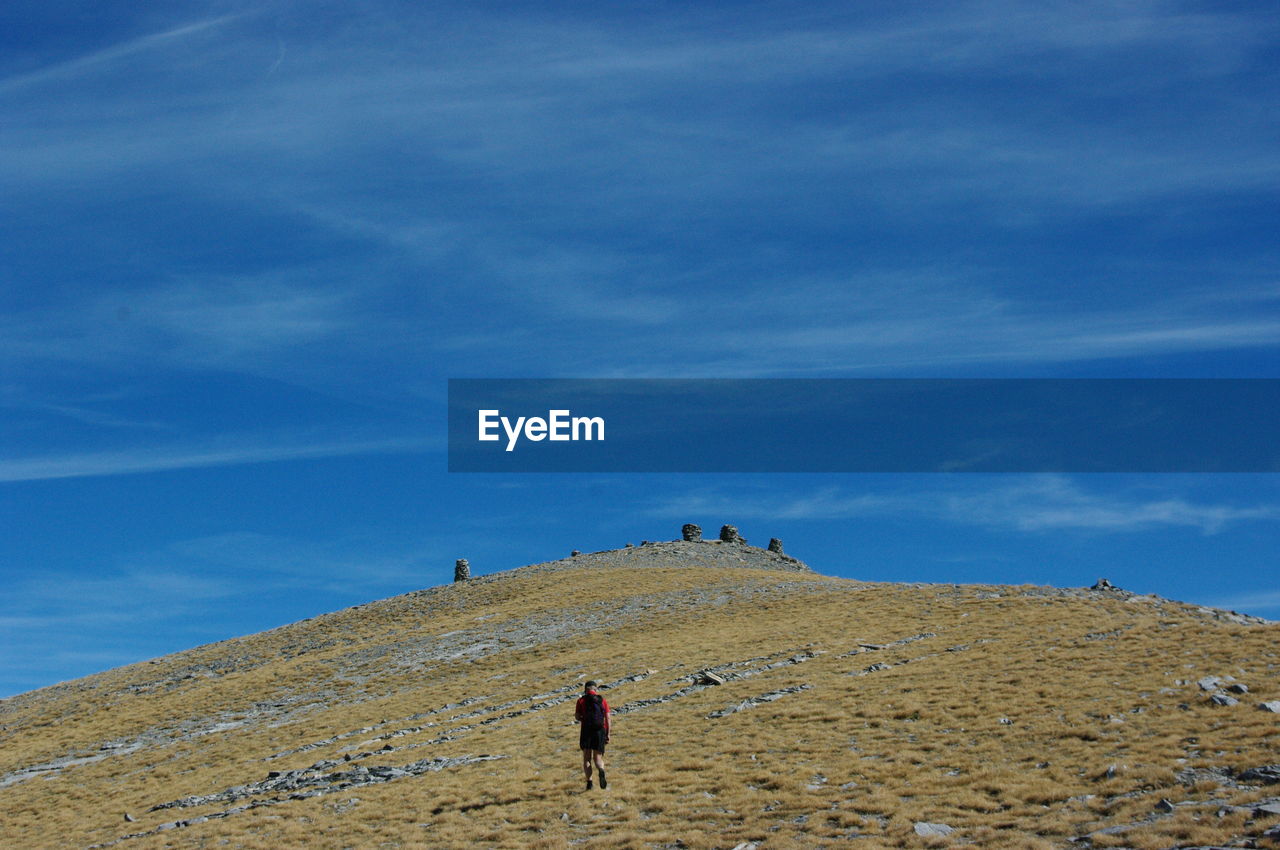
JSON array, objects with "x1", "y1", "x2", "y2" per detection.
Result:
[{"x1": 575, "y1": 692, "x2": 610, "y2": 735}]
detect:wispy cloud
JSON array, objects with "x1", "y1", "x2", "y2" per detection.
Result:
[
  {"x1": 1204, "y1": 589, "x2": 1280, "y2": 615},
  {"x1": 0, "y1": 434, "x2": 436, "y2": 482},
  {"x1": 940, "y1": 478, "x2": 1280, "y2": 533},
  {"x1": 0, "y1": 13, "x2": 250, "y2": 95},
  {"x1": 2, "y1": 3, "x2": 1276, "y2": 384},
  {"x1": 0, "y1": 529, "x2": 449, "y2": 696},
  {"x1": 649, "y1": 489, "x2": 907, "y2": 521},
  {"x1": 646, "y1": 477, "x2": 1280, "y2": 534},
  {"x1": 2, "y1": 277, "x2": 352, "y2": 370}
]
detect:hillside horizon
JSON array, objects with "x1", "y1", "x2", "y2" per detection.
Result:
[
  {"x1": 2, "y1": 532, "x2": 1278, "y2": 849},
  {"x1": 5, "y1": 529, "x2": 1268, "y2": 706}
]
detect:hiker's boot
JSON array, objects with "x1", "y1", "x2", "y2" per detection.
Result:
[
  {"x1": 599, "y1": 770, "x2": 607, "y2": 790},
  {"x1": 585, "y1": 778, "x2": 593, "y2": 791}
]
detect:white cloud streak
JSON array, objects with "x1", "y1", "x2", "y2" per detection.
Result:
[
  {"x1": 0, "y1": 13, "x2": 250, "y2": 96},
  {"x1": 0, "y1": 434, "x2": 436, "y2": 482},
  {"x1": 647, "y1": 477, "x2": 1280, "y2": 535},
  {"x1": 1, "y1": 3, "x2": 1275, "y2": 385},
  {"x1": 1204, "y1": 589, "x2": 1280, "y2": 615}
]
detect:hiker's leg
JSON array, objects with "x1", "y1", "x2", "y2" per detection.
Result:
[
  {"x1": 582, "y1": 748, "x2": 592, "y2": 780},
  {"x1": 592, "y1": 749, "x2": 608, "y2": 789}
]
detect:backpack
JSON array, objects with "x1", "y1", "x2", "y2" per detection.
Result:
[{"x1": 582, "y1": 693, "x2": 606, "y2": 729}]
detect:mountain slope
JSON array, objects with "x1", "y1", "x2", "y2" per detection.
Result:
[{"x1": 2, "y1": 537, "x2": 1278, "y2": 849}]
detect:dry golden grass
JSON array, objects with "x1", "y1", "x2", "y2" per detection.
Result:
[{"x1": 1, "y1": 559, "x2": 1277, "y2": 849}]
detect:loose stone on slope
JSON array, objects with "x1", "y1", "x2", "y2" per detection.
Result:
[{"x1": 1239, "y1": 765, "x2": 1280, "y2": 785}]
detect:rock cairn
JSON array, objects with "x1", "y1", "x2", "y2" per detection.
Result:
[
  {"x1": 768, "y1": 538, "x2": 784, "y2": 554},
  {"x1": 454, "y1": 559, "x2": 470, "y2": 583},
  {"x1": 719, "y1": 525, "x2": 746, "y2": 544},
  {"x1": 682, "y1": 524, "x2": 702, "y2": 542}
]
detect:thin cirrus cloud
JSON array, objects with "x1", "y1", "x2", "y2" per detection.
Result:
[
  {"x1": 549, "y1": 295, "x2": 1280, "y2": 378},
  {"x1": 1205, "y1": 589, "x2": 1280, "y2": 616},
  {"x1": 0, "y1": 13, "x2": 251, "y2": 96},
  {"x1": 1, "y1": 4, "x2": 1274, "y2": 205},
  {"x1": 2, "y1": 5, "x2": 1275, "y2": 377},
  {"x1": 1, "y1": 277, "x2": 361, "y2": 385},
  {"x1": 7, "y1": 269, "x2": 1278, "y2": 380},
  {"x1": 648, "y1": 478, "x2": 1280, "y2": 535},
  {"x1": 0, "y1": 434, "x2": 437, "y2": 482},
  {"x1": 1, "y1": 532, "x2": 438, "y2": 649}
]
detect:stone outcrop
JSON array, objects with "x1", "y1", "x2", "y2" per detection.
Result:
[
  {"x1": 1239, "y1": 765, "x2": 1280, "y2": 785},
  {"x1": 719, "y1": 525, "x2": 745, "y2": 544},
  {"x1": 682, "y1": 524, "x2": 702, "y2": 542},
  {"x1": 454, "y1": 559, "x2": 470, "y2": 583},
  {"x1": 768, "y1": 538, "x2": 783, "y2": 553}
]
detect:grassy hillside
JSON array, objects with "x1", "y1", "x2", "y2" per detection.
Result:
[{"x1": 2, "y1": 540, "x2": 1278, "y2": 849}]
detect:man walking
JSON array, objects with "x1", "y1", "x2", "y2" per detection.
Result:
[{"x1": 574, "y1": 680, "x2": 611, "y2": 790}]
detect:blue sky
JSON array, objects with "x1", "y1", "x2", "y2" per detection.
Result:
[{"x1": 2, "y1": 0, "x2": 1278, "y2": 697}]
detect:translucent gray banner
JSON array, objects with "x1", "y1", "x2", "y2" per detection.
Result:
[{"x1": 448, "y1": 379, "x2": 1280, "y2": 472}]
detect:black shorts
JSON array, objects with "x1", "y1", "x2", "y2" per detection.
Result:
[{"x1": 580, "y1": 726, "x2": 607, "y2": 752}]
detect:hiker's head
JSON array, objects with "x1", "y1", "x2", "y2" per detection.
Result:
[{"x1": 584, "y1": 680, "x2": 597, "y2": 693}]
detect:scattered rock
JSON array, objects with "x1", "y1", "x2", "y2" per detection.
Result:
[
  {"x1": 1155, "y1": 798, "x2": 1175, "y2": 812},
  {"x1": 1259, "y1": 701, "x2": 1280, "y2": 713},
  {"x1": 767, "y1": 538, "x2": 784, "y2": 554},
  {"x1": 1198, "y1": 676, "x2": 1224, "y2": 691},
  {"x1": 571, "y1": 550, "x2": 580, "y2": 557},
  {"x1": 1239, "y1": 765, "x2": 1280, "y2": 785},
  {"x1": 123, "y1": 813, "x2": 135, "y2": 822},
  {"x1": 914, "y1": 822, "x2": 954, "y2": 837},
  {"x1": 1209, "y1": 693, "x2": 1239, "y2": 707},
  {"x1": 681, "y1": 524, "x2": 702, "y2": 542},
  {"x1": 1226, "y1": 683, "x2": 1248, "y2": 694},
  {"x1": 696, "y1": 671, "x2": 726, "y2": 686},
  {"x1": 1092, "y1": 578, "x2": 1114, "y2": 590},
  {"x1": 1175, "y1": 765, "x2": 1234, "y2": 787},
  {"x1": 454, "y1": 559, "x2": 470, "y2": 583},
  {"x1": 151, "y1": 754, "x2": 506, "y2": 813},
  {"x1": 1254, "y1": 802, "x2": 1280, "y2": 817},
  {"x1": 708, "y1": 685, "x2": 811, "y2": 718}
]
